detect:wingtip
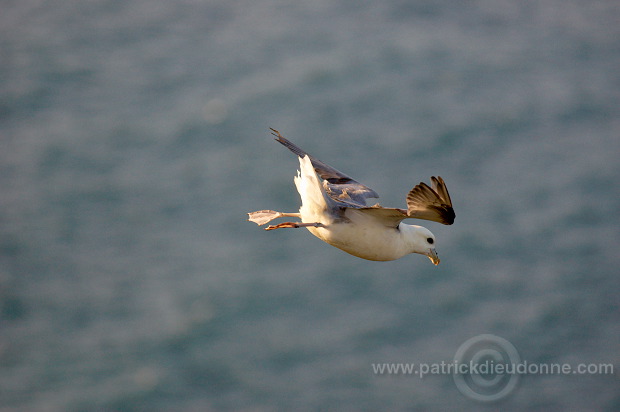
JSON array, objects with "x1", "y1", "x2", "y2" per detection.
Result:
[
  {"x1": 269, "y1": 127, "x2": 283, "y2": 141},
  {"x1": 405, "y1": 179, "x2": 455, "y2": 225},
  {"x1": 429, "y1": 176, "x2": 442, "y2": 190},
  {"x1": 443, "y1": 211, "x2": 456, "y2": 225}
]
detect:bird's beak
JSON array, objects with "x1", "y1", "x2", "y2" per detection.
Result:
[{"x1": 427, "y1": 248, "x2": 440, "y2": 266}]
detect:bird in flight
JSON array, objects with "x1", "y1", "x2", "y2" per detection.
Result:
[{"x1": 248, "y1": 129, "x2": 455, "y2": 264}]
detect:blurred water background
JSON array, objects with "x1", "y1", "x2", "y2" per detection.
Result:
[{"x1": 1, "y1": 0, "x2": 619, "y2": 410}]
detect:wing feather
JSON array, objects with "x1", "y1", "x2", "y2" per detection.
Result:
[
  {"x1": 271, "y1": 128, "x2": 379, "y2": 206},
  {"x1": 406, "y1": 177, "x2": 455, "y2": 225},
  {"x1": 356, "y1": 177, "x2": 455, "y2": 227}
]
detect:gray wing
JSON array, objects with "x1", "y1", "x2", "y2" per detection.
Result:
[
  {"x1": 357, "y1": 177, "x2": 455, "y2": 227},
  {"x1": 271, "y1": 128, "x2": 379, "y2": 207}
]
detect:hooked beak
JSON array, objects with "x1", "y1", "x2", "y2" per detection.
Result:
[{"x1": 427, "y1": 248, "x2": 440, "y2": 266}]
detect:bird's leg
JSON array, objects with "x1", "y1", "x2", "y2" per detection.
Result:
[
  {"x1": 247, "y1": 210, "x2": 301, "y2": 226},
  {"x1": 265, "y1": 222, "x2": 325, "y2": 231}
]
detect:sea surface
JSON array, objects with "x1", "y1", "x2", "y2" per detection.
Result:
[{"x1": 1, "y1": 0, "x2": 619, "y2": 410}]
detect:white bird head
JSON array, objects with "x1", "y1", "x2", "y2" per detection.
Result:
[{"x1": 401, "y1": 224, "x2": 440, "y2": 265}]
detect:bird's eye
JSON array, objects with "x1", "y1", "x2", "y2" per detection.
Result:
[{"x1": 427, "y1": 238, "x2": 434, "y2": 244}]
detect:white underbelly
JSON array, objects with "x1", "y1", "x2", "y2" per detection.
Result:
[{"x1": 306, "y1": 220, "x2": 409, "y2": 261}]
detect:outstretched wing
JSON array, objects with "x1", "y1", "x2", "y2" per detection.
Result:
[
  {"x1": 271, "y1": 128, "x2": 379, "y2": 207},
  {"x1": 269, "y1": 128, "x2": 454, "y2": 226},
  {"x1": 405, "y1": 176, "x2": 454, "y2": 224},
  {"x1": 357, "y1": 177, "x2": 455, "y2": 227}
]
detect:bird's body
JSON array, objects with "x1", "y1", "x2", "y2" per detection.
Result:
[
  {"x1": 305, "y1": 208, "x2": 429, "y2": 262},
  {"x1": 248, "y1": 129, "x2": 455, "y2": 264},
  {"x1": 294, "y1": 155, "x2": 430, "y2": 261}
]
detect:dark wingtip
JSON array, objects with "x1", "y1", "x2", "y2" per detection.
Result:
[
  {"x1": 427, "y1": 204, "x2": 455, "y2": 225},
  {"x1": 270, "y1": 127, "x2": 282, "y2": 140},
  {"x1": 269, "y1": 128, "x2": 310, "y2": 159},
  {"x1": 443, "y1": 208, "x2": 456, "y2": 225}
]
